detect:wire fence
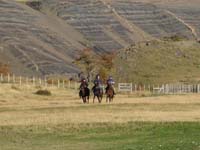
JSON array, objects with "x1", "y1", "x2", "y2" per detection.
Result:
[
  {"x1": 1, "y1": 74, "x2": 200, "y2": 95},
  {"x1": 0, "y1": 74, "x2": 79, "y2": 90}
]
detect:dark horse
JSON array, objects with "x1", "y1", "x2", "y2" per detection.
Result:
[
  {"x1": 92, "y1": 85, "x2": 103, "y2": 103},
  {"x1": 79, "y1": 87, "x2": 90, "y2": 103},
  {"x1": 105, "y1": 85, "x2": 114, "y2": 103}
]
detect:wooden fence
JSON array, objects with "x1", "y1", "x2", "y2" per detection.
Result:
[{"x1": 118, "y1": 83, "x2": 200, "y2": 94}]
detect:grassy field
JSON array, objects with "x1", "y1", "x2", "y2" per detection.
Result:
[
  {"x1": 0, "y1": 84, "x2": 200, "y2": 150},
  {"x1": 114, "y1": 40, "x2": 200, "y2": 84}
]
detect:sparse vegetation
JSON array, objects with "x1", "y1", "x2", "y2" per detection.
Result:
[
  {"x1": 0, "y1": 62, "x2": 10, "y2": 75},
  {"x1": 74, "y1": 48, "x2": 115, "y2": 81},
  {"x1": 74, "y1": 48, "x2": 97, "y2": 78},
  {"x1": 11, "y1": 85, "x2": 20, "y2": 91},
  {"x1": 26, "y1": 1, "x2": 42, "y2": 11},
  {"x1": 114, "y1": 40, "x2": 200, "y2": 84},
  {"x1": 163, "y1": 35, "x2": 186, "y2": 41},
  {"x1": 35, "y1": 89, "x2": 51, "y2": 96}
]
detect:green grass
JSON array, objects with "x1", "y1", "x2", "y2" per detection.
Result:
[{"x1": 0, "y1": 122, "x2": 200, "y2": 150}]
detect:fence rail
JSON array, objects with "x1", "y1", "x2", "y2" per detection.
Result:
[
  {"x1": 118, "y1": 83, "x2": 200, "y2": 94},
  {"x1": 118, "y1": 83, "x2": 132, "y2": 93}
]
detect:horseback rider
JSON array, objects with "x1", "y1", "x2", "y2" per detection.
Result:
[
  {"x1": 92, "y1": 74, "x2": 102, "y2": 91},
  {"x1": 79, "y1": 77, "x2": 89, "y2": 98},
  {"x1": 79, "y1": 77, "x2": 88, "y2": 89},
  {"x1": 105, "y1": 75, "x2": 116, "y2": 95}
]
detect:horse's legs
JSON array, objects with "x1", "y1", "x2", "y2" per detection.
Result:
[
  {"x1": 100, "y1": 95, "x2": 103, "y2": 103},
  {"x1": 93, "y1": 95, "x2": 95, "y2": 103},
  {"x1": 87, "y1": 96, "x2": 89, "y2": 104},
  {"x1": 82, "y1": 97, "x2": 85, "y2": 103},
  {"x1": 109, "y1": 96, "x2": 111, "y2": 103},
  {"x1": 98, "y1": 96, "x2": 101, "y2": 103}
]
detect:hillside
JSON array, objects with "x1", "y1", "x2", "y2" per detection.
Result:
[
  {"x1": 41, "y1": 0, "x2": 196, "y2": 51},
  {"x1": 0, "y1": 0, "x2": 200, "y2": 76},
  {"x1": 114, "y1": 40, "x2": 200, "y2": 84},
  {"x1": 0, "y1": 0, "x2": 88, "y2": 75}
]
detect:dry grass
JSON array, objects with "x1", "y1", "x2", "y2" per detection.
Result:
[{"x1": 0, "y1": 84, "x2": 200, "y2": 126}]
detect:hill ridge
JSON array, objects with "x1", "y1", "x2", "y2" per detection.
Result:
[{"x1": 0, "y1": 0, "x2": 200, "y2": 76}]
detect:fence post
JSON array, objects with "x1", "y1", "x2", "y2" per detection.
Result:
[
  {"x1": 44, "y1": 77, "x2": 47, "y2": 88},
  {"x1": 153, "y1": 85, "x2": 154, "y2": 94},
  {"x1": 0, "y1": 74, "x2": 3, "y2": 82},
  {"x1": 148, "y1": 85, "x2": 151, "y2": 92},
  {"x1": 12, "y1": 74, "x2": 15, "y2": 84},
  {"x1": 19, "y1": 76, "x2": 22, "y2": 86},
  {"x1": 51, "y1": 79, "x2": 53, "y2": 87},
  {"x1": 131, "y1": 83, "x2": 133, "y2": 93},
  {"x1": 68, "y1": 80, "x2": 71, "y2": 89},
  {"x1": 32, "y1": 77, "x2": 35, "y2": 86},
  {"x1": 135, "y1": 84, "x2": 137, "y2": 92},
  {"x1": 39, "y1": 78, "x2": 42, "y2": 86},
  {"x1": 162, "y1": 84, "x2": 164, "y2": 94},
  {"x1": 62, "y1": 80, "x2": 65, "y2": 88},
  {"x1": 118, "y1": 83, "x2": 120, "y2": 92},
  {"x1": 26, "y1": 77, "x2": 28, "y2": 86},
  {"x1": 57, "y1": 79, "x2": 60, "y2": 88},
  {"x1": 74, "y1": 82, "x2": 77, "y2": 90},
  {"x1": 7, "y1": 74, "x2": 10, "y2": 83}
]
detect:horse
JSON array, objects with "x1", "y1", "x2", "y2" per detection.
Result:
[
  {"x1": 105, "y1": 84, "x2": 114, "y2": 103},
  {"x1": 79, "y1": 87, "x2": 90, "y2": 104},
  {"x1": 92, "y1": 85, "x2": 103, "y2": 103}
]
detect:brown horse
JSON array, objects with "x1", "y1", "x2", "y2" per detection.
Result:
[
  {"x1": 79, "y1": 87, "x2": 90, "y2": 104},
  {"x1": 106, "y1": 85, "x2": 114, "y2": 103},
  {"x1": 93, "y1": 85, "x2": 103, "y2": 103}
]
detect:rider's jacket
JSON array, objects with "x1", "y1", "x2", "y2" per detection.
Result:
[
  {"x1": 106, "y1": 79, "x2": 115, "y2": 85},
  {"x1": 93, "y1": 79, "x2": 102, "y2": 86},
  {"x1": 80, "y1": 79, "x2": 88, "y2": 89}
]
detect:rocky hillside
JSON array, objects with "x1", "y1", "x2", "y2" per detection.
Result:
[{"x1": 0, "y1": 0, "x2": 200, "y2": 76}]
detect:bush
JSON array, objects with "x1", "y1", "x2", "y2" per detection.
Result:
[
  {"x1": 11, "y1": 85, "x2": 20, "y2": 91},
  {"x1": 35, "y1": 89, "x2": 51, "y2": 96},
  {"x1": 163, "y1": 35, "x2": 185, "y2": 41},
  {"x1": 0, "y1": 63, "x2": 10, "y2": 75}
]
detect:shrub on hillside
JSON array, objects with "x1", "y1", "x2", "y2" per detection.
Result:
[{"x1": 163, "y1": 35, "x2": 185, "y2": 41}]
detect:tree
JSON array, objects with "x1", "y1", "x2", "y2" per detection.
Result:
[
  {"x1": 74, "y1": 48, "x2": 97, "y2": 79},
  {"x1": 74, "y1": 49, "x2": 116, "y2": 81},
  {"x1": 99, "y1": 53, "x2": 115, "y2": 70},
  {"x1": 0, "y1": 62, "x2": 10, "y2": 75},
  {"x1": 98, "y1": 52, "x2": 116, "y2": 81}
]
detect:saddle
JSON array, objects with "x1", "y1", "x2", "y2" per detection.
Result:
[
  {"x1": 93, "y1": 85, "x2": 103, "y2": 95},
  {"x1": 105, "y1": 84, "x2": 115, "y2": 94}
]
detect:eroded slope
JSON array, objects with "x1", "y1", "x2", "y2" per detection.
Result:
[{"x1": 0, "y1": 0, "x2": 88, "y2": 75}]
